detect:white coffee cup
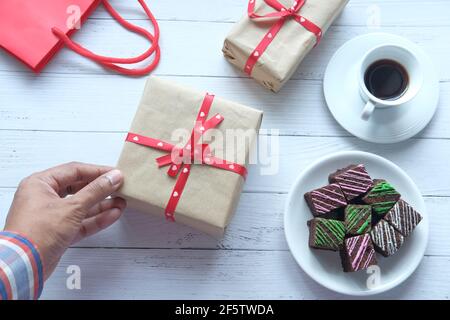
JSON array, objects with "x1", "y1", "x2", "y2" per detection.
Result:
[{"x1": 359, "y1": 44, "x2": 423, "y2": 120}]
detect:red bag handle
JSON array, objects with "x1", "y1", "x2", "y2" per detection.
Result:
[{"x1": 52, "y1": 0, "x2": 160, "y2": 76}]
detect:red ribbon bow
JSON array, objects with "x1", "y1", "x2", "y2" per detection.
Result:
[
  {"x1": 126, "y1": 94, "x2": 247, "y2": 222},
  {"x1": 244, "y1": 0, "x2": 322, "y2": 75}
]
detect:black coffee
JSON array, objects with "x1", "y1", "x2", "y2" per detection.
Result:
[{"x1": 364, "y1": 59, "x2": 409, "y2": 100}]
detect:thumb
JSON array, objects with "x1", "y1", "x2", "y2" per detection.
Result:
[{"x1": 72, "y1": 169, "x2": 124, "y2": 210}]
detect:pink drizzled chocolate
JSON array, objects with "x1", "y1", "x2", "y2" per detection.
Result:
[
  {"x1": 329, "y1": 164, "x2": 374, "y2": 201},
  {"x1": 304, "y1": 183, "x2": 347, "y2": 217},
  {"x1": 340, "y1": 233, "x2": 377, "y2": 272}
]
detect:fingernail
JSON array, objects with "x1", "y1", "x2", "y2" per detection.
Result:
[
  {"x1": 110, "y1": 208, "x2": 123, "y2": 219},
  {"x1": 114, "y1": 197, "x2": 127, "y2": 210},
  {"x1": 105, "y1": 169, "x2": 123, "y2": 187}
]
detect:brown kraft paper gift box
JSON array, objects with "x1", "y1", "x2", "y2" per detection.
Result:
[
  {"x1": 116, "y1": 77, "x2": 263, "y2": 237},
  {"x1": 223, "y1": 0, "x2": 349, "y2": 92}
]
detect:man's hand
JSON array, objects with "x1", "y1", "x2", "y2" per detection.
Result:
[{"x1": 3, "y1": 162, "x2": 126, "y2": 280}]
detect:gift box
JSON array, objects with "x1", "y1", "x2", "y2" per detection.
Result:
[
  {"x1": 116, "y1": 77, "x2": 263, "y2": 237},
  {"x1": 223, "y1": 0, "x2": 349, "y2": 92}
]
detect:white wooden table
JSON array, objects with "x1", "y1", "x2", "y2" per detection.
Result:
[{"x1": 1, "y1": 0, "x2": 449, "y2": 299}]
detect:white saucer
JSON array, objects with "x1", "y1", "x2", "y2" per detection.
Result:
[
  {"x1": 323, "y1": 33, "x2": 439, "y2": 144},
  {"x1": 284, "y1": 151, "x2": 428, "y2": 296}
]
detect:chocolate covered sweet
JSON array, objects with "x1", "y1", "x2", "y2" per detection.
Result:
[
  {"x1": 305, "y1": 163, "x2": 423, "y2": 274},
  {"x1": 307, "y1": 218, "x2": 346, "y2": 251},
  {"x1": 384, "y1": 199, "x2": 422, "y2": 237},
  {"x1": 362, "y1": 179, "x2": 401, "y2": 217},
  {"x1": 304, "y1": 183, "x2": 347, "y2": 217},
  {"x1": 370, "y1": 220, "x2": 404, "y2": 257},
  {"x1": 344, "y1": 205, "x2": 372, "y2": 235},
  {"x1": 340, "y1": 234, "x2": 377, "y2": 272},
  {"x1": 329, "y1": 164, "x2": 374, "y2": 201}
]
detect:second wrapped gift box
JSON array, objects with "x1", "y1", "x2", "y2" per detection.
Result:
[{"x1": 223, "y1": 0, "x2": 349, "y2": 92}]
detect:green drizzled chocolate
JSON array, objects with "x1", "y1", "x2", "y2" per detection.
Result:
[
  {"x1": 366, "y1": 180, "x2": 399, "y2": 197},
  {"x1": 345, "y1": 205, "x2": 372, "y2": 235},
  {"x1": 372, "y1": 201, "x2": 398, "y2": 215},
  {"x1": 362, "y1": 180, "x2": 401, "y2": 217},
  {"x1": 308, "y1": 218, "x2": 345, "y2": 251}
]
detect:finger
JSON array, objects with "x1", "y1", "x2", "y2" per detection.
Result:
[
  {"x1": 62, "y1": 176, "x2": 119, "y2": 198},
  {"x1": 37, "y1": 162, "x2": 113, "y2": 194},
  {"x1": 60, "y1": 181, "x2": 89, "y2": 197},
  {"x1": 72, "y1": 207, "x2": 123, "y2": 244},
  {"x1": 71, "y1": 169, "x2": 124, "y2": 210},
  {"x1": 86, "y1": 197, "x2": 126, "y2": 218}
]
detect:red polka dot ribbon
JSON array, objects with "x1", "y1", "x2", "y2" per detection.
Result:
[
  {"x1": 244, "y1": 0, "x2": 322, "y2": 75},
  {"x1": 126, "y1": 94, "x2": 248, "y2": 222}
]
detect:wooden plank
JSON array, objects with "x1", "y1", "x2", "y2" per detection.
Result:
[
  {"x1": 0, "y1": 22, "x2": 448, "y2": 81},
  {"x1": 40, "y1": 248, "x2": 450, "y2": 299},
  {"x1": 0, "y1": 189, "x2": 448, "y2": 256},
  {"x1": 90, "y1": 0, "x2": 450, "y2": 27},
  {"x1": 1, "y1": 132, "x2": 449, "y2": 195},
  {"x1": 1, "y1": 74, "x2": 449, "y2": 139},
  {"x1": 0, "y1": 190, "x2": 286, "y2": 251}
]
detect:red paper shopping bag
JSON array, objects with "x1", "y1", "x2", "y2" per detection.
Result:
[{"x1": 0, "y1": 0, "x2": 160, "y2": 75}]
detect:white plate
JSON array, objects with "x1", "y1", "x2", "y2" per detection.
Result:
[
  {"x1": 323, "y1": 33, "x2": 439, "y2": 144},
  {"x1": 284, "y1": 151, "x2": 429, "y2": 296}
]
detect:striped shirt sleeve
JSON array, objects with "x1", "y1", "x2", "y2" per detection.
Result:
[{"x1": 0, "y1": 231, "x2": 44, "y2": 300}]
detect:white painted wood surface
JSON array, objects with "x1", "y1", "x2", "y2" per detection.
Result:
[{"x1": 0, "y1": 0, "x2": 449, "y2": 299}]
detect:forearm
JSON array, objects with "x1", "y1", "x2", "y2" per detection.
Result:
[{"x1": 0, "y1": 231, "x2": 44, "y2": 300}]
